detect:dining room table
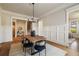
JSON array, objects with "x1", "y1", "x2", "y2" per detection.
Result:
[
  {"x1": 25, "y1": 35, "x2": 46, "y2": 43},
  {"x1": 24, "y1": 35, "x2": 47, "y2": 55}
]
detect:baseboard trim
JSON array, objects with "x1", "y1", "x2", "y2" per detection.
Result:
[
  {"x1": 47, "y1": 40, "x2": 68, "y2": 56},
  {"x1": 0, "y1": 41, "x2": 12, "y2": 44},
  {"x1": 47, "y1": 40, "x2": 68, "y2": 48}
]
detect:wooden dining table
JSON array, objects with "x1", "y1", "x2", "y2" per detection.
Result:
[
  {"x1": 23, "y1": 35, "x2": 47, "y2": 55},
  {"x1": 25, "y1": 35, "x2": 46, "y2": 43}
]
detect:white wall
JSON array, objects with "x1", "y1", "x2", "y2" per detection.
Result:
[
  {"x1": 0, "y1": 7, "x2": 28, "y2": 43},
  {"x1": 32, "y1": 22, "x2": 38, "y2": 35},
  {"x1": 0, "y1": 16, "x2": 2, "y2": 43},
  {"x1": 43, "y1": 10, "x2": 65, "y2": 26},
  {"x1": 0, "y1": 7, "x2": 3, "y2": 43},
  {"x1": 40, "y1": 10, "x2": 68, "y2": 46},
  {"x1": 1, "y1": 13, "x2": 12, "y2": 42},
  {"x1": 32, "y1": 20, "x2": 43, "y2": 35},
  {"x1": 38, "y1": 20, "x2": 43, "y2": 35}
]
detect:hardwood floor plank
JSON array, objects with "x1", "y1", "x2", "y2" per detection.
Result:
[{"x1": 0, "y1": 42, "x2": 11, "y2": 56}]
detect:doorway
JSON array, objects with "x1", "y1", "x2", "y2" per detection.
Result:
[
  {"x1": 12, "y1": 18, "x2": 27, "y2": 43},
  {"x1": 68, "y1": 10, "x2": 79, "y2": 50},
  {"x1": 27, "y1": 21, "x2": 32, "y2": 34},
  {"x1": 12, "y1": 21, "x2": 16, "y2": 38},
  {"x1": 67, "y1": 5, "x2": 79, "y2": 55}
]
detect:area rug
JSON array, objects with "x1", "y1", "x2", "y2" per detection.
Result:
[{"x1": 9, "y1": 43, "x2": 67, "y2": 56}]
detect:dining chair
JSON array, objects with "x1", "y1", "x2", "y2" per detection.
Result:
[
  {"x1": 31, "y1": 40, "x2": 46, "y2": 56},
  {"x1": 22, "y1": 38, "x2": 33, "y2": 55}
]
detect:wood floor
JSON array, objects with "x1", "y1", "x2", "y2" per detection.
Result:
[
  {"x1": 0, "y1": 42, "x2": 11, "y2": 56},
  {"x1": 47, "y1": 39, "x2": 79, "y2": 56},
  {"x1": 12, "y1": 36, "x2": 22, "y2": 43},
  {"x1": 0, "y1": 37, "x2": 79, "y2": 56}
]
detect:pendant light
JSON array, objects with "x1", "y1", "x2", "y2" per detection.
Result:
[
  {"x1": 31, "y1": 3, "x2": 36, "y2": 22},
  {"x1": 32, "y1": 3, "x2": 34, "y2": 20}
]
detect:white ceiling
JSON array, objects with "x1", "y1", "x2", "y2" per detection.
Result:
[
  {"x1": 0, "y1": 3, "x2": 75, "y2": 18},
  {"x1": 69, "y1": 10, "x2": 79, "y2": 19}
]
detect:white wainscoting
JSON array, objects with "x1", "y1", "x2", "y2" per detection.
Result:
[
  {"x1": 0, "y1": 16, "x2": 12, "y2": 43},
  {"x1": 57, "y1": 25, "x2": 65, "y2": 45},
  {"x1": 50, "y1": 26, "x2": 57, "y2": 42},
  {"x1": 2, "y1": 26, "x2": 12, "y2": 42},
  {"x1": 42, "y1": 24, "x2": 68, "y2": 46}
]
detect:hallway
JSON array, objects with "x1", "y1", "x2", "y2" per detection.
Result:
[{"x1": 68, "y1": 38, "x2": 79, "y2": 55}]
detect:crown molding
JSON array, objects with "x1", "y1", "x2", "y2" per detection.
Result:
[
  {"x1": 40, "y1": 4, "x2": 76, "y2": 19},
  {"x1": 2, "y1": 9, "x2": 27, "y2": 17},
  {"x1": 66, "y1": 4, "x2": 79, "y2": 13},
  {"x1": 39, "y1": 5, "x2": 65, "y2": 18},
  {"x1": 0, "y1": 8, "x2": 39, "y2": 21}
]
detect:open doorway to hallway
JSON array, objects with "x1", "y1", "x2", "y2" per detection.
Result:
[
  {"x1": 12, "y1": 20, "x2": 16, "y2": 39},
  {"x1": 12, "y1": 19, "x2": 27, "y2": 43},
  {"x1": 68, "y1": 6, "x2": 79, "y2": 55}
]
